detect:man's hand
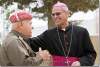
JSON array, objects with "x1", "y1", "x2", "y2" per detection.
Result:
[
  {"x1": 71, "y1": 61, "x2": 80, "y2": 66},
  {"x1": 38, "y1": 47, "x2": 51, "y2": 61}
]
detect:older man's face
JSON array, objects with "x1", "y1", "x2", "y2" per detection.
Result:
[
  {"x1": 52, "y1": 7, "x2": 69, "y2": 26},
  {"x1": 20, "y1": 20, "x2": 32, "y2": 37}
]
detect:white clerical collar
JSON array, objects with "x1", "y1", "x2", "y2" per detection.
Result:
[{"x1": 61, "y1": 28, "x2": 66, "y2": 31}]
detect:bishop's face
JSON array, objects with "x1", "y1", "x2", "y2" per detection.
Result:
[{"x1": 52, "y1": 7, "x2": 69, "y2": 27}]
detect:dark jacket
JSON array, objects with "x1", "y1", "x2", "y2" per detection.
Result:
[{"x1": 27, "y1": 25, "x2": 97, "y2": 66}]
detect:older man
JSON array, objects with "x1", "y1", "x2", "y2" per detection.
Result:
[
  {"x1": 0, "y1": 10, "x2": 51, "y2": 66},
  {"x1": 27, "y1": 1, "x2": 97, "y2": 66}
]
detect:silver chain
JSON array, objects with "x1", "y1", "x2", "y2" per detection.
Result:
[{"x1": 56, "y1": 24, "x2": 73, "y2": 66}]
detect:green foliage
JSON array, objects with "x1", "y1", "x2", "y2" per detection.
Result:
[
  {"x1": 0, "y1": 0, "x2": 99, "y2": 21},
  {"x1": 0, "y1": 0, "x2": 99, "y2": 13},
  {"x1": 0, "y1": 0, "x2": 99, "y2": 28}
]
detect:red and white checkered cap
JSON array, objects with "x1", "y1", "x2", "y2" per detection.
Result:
[{"x1": 9, "y1": 10, "x2": 32, "y2": 23}]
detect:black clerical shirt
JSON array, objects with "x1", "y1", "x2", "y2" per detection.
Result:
[{"x1": 26, "y1": 25, "x2": 97, "y2": 66}]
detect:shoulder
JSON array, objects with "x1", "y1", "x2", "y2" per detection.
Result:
[
  {"x1": 72, "y1": 25, "x2": 88, "y2": 32},
  {"x1": 2, "y1": 32, "x2": 20, "y2": 47},
  {"x1": 4, "y1": 32, "x2": 18, "y2": 42},
  {"x1": 72, "y1": 25, "x2": 90, "y2": 37}
]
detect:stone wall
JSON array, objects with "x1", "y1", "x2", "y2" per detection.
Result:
[{"x1": 90, "y1": 36, "x2": 99, "y2": 65}]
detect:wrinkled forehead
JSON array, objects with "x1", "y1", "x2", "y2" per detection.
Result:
[
  {"x1": 52, "y1": 7, "x2": 68, "y2": 14},
  {"x1": 52, "y1": 7, "x2": 64, "y2": 13}
]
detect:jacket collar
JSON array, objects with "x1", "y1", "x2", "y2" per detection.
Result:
[{"x1": 11, "y1": 30, "x2": 28, "y2": 39}]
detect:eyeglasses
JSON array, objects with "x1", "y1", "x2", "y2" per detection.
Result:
[{"x1": 51, "y1": 12, "x2": 61, "y2": 16}]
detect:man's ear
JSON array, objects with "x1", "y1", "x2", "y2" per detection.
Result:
[
  {"x1": 68, "y1": 10, "x2": 72, "y2": 17},
  {"x1": 16, "y1": 21, "x2": 23, "y2": 28}
]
